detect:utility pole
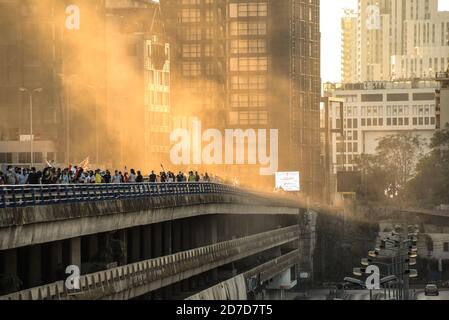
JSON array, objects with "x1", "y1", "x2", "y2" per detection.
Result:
[{"x1": 19, "y1": 87, "x2": 43, "y2": 168}]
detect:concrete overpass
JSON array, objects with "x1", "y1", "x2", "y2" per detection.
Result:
[{"x1": 0, "y1": 183, "x2": 313, "y2": 300}]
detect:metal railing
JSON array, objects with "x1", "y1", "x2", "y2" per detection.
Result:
[{"x1": 0, "y1": 183, "x2": 241, "y2": 209}]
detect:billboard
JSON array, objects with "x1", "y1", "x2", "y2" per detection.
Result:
[
  {"x1": 275, "y1": 172, "x2": 300, "y2": 192},
  {"x1": 337, "y1": 171, "x2": 362, "y2": 193}
]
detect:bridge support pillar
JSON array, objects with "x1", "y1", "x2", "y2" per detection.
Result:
[
  {"x1": 163, "y1": 222, "x2": 172, "y2": 255},
  {"x1": 28, "y1": 245, "x2": 42, "y2": 288},
  {"x1": 87, "y1": 234, "x2": 99, "y2": 261},
  {"x1": 209, "y1": 216, "x2": 219, "y2": 283},
  {"x1": 142, "y1": 225, "x2": 152, "y2": 260},
  {"x1": 181, "y1": 220, "x2": 191, "y2": 292},
  {"x1": 118, "y1": 230, "x2": 128, "y2": 265},
  {"x1": 128, "y1": 227, "x2": 141, "y2": 263},
  {"x1": 152, "y1": 224, "x2": 163, "y2": 258},
  {"x1": 1, "y1": 249, "x2": 17, "y2": 277},
  {"x1": 70, "y1": 237, "x2": 81, "y2": 269},
  {"x1": 172, "y1": 220, "x2": 182, "y2": 254},
  {"x1": 49, "y1": 242, "x2": 63, "y2": 280}
]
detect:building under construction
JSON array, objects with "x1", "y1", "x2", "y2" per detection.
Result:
[{"x1": 161, "y1": 0, "x2": 321, "y2": 198}]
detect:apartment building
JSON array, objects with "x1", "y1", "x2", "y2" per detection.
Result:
[{"x1": 324, "y1": 80, "x2": 438, "y2": 172}]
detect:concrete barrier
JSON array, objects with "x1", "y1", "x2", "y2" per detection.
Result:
[
  {"x1": 0, "y1": 193, "x2": 301, "y2": 250},
  {"x1": 0, "y1": 225, "x2": 299, "y2": 300}
]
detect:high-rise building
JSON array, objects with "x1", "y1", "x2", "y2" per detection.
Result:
[
  {"x1": 436, "y1": 71, "x2": 449, "y2": 129},
  {"x1": 161, "y1": 0, "x2": 321, "y2": 197},
  {"x1": 105, "y1": 0, "x2": 171, "y2": 170},
  {"x1": 356, "y1": 0, "x2": 391, "y2": 82},
  {"x1": 343, "y1": 0, "x2": 449, "y2": 83},
  {"x1": 0, "y1": 0, "x2": 62, "y2": 167},
  {"x1": 341, "y1": 10, "x2": 358, "y2": 84},
  {"x1": 0, "y1": 0, "x2": 106, "y2": 168},
  {"x1": 392, "y1": 1, "x2": 449, "y2": 80},
  {"x1": 0, "y1": 0, "x2": 171, "y2": 170}
]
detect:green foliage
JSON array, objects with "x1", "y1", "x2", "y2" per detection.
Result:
[
  {"x1": 356, "y1": 133, "x2": 425, "y2": 202},
  {"x1": 407, "y1": 124, "x2": 449, "y2": 206}
]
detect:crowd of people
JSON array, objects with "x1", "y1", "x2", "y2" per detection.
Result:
[{"x1": 0, "y1": 165, "x2": 216, "y2": 186}]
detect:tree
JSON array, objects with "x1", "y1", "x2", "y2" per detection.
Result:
[
  {"x1": 356, "y1": 133, "x2": 425, "y2": 201},
  {"x1": 355, "y1": 154, "x2": 388, "y2": 201},
  {"x1": 407, "y1": 125, "x2": 449, "y2": 206},
  {"x1": 375, "y1": 133, "x2": 424, "y2": 197}
]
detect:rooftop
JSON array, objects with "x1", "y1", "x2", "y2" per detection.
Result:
[{"x1": 324, "y1": 79, "x2": 439, "y2": 92}]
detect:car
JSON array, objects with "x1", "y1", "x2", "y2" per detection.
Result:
[{"x1": 424, "y1": 284, "x2": 439, "y2": 296}]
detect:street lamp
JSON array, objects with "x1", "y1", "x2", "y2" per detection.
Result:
[
  {"x1": 344, "y1": 275, "x2": 398, "y2": 300},
  {"x1": 405, "y1": 269, "x2": 419, "y2": 278},
  {"x1": 19, "y1": 87, "x2": 43, "y2": 167},
  {"x1": 343, "y1": 277, "x2": 365, "y2": 287}
]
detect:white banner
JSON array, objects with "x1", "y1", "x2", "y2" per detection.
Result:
[{"x1": 275, "y1": 172, "x2": 300, "y2": 192}]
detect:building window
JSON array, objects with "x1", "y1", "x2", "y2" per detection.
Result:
[
  {"x1": 18, "y1": 152, "x2": 31, "y2": 164},
  {"x1": 230, "y1": 57, "x2": 267, "y2": 72},
  {"x1": 182, "y1": 62, "x2": 201, "y2": 76},
  {"x1": 0, "y1": 153, "x2": 12, "y2": 163},
  {"x1": 182, "y1": 44, "x2": 201, "y2": 58},
  {"x1": 444, "y1": 242, "x2": 449, "y2": 252},
  {"x1": 179, "y1": 9, "x2": 200, "y2": 23},
  {"x1": 232, "y1": 111, "x2": 268, "y2": 125},
  {"x1": 230, "y1": 75, "x2": 266, "y2": 90},
  {"x1": 229, "y1": 2, "x2": 268, "y2": 18},
  {"x1": 230, "y1": 93, "x2": 266, "y2": 108},
  {"x1": 205, "y1": 9, "x2": 214, "y2": 22},
  {"x1": 34, "y1": 152, "x2": 43, "y2": 164},
  {"x1": 181, "y1": 27, "x2": 201, "y2": 41},
  {"x1": 204, "y1": 45, "x2": 214, "y2": 57},
  {"x1": 347, "y1": 143, "x2": 352, "y2": 152},
  {"x1": 181, "y1": 0, "x2": 200, "y2": 4},
  {"x1": 347, "y1": 119, "x2": 352, "y2": 129},
  {"x1": 230, "y1": 39, "x2": 266, "y2": 54},
  {"x1": 230, "y1": 22, "x2": 267, "y2": 36}
]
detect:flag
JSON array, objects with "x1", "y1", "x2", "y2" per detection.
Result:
[
  {"x1": 45, "y1": 160, "x2": 54, "y2": 168},
  {"x1": 78, "y1": 157, "x2": 90, "y2": 171}
]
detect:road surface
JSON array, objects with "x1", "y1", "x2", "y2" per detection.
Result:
[{"x1": 415, "y1": 290, "x2": 449, "y2": 300}]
